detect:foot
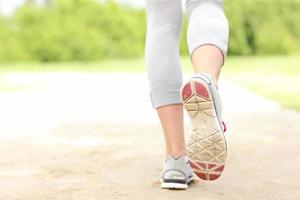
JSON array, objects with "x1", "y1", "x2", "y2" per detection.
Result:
[
  {"x1": 160, "y1": 156, "x2": 194, "y2": 190},
  {"x1": 180, "y1": 73, "x2": 227, "y2": 181}
]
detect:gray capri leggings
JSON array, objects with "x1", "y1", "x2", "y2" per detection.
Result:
[{"x1": 145, "y1": 0, "x2": 229, "y2": 108}]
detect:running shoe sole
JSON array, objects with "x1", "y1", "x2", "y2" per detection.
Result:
[
  {"x1": 160, "y1": 177, "x2": 194, "y2": 190},
  {"x1": 180, "y1": 77, "x2": 227, "y2": 181}
]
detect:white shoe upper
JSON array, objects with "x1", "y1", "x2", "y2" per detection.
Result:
[
  {"x1": 161, "y1": 156, "x2": 194, "y2": 185},
  {"x1": 192, "y1": 73, "x2": 223, "y2": 129}
]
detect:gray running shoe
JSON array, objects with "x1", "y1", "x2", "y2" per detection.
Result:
[
  {"x1": 160, "y1": 156, "x2": 194, "y2": 189},
  {"x1": 180, "y1": 73, "x2": 227, "y2": 181}
]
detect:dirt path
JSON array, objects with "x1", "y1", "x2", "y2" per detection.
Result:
[{"x1": 0, "y1": 73, "x2": 299, "y2": 200}]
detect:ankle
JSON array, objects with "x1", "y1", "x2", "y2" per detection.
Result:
[
  {"x1": 167, "y1": 149, "x2": 186, "y2": 158},
  {"x1": 195, "y1": 72, "x2": 218, "y2": 89}
]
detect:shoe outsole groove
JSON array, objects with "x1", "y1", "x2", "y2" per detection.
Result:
[{"x1": 181, "y1": 77, "x2": 227, "y2": 181}]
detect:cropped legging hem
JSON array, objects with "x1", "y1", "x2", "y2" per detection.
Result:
[
  {"x1": 145, "y1": 0, "x2": 229, "y2": 109},
  {"x1": 150, "y1": 84, "x2": 182, "y2": 108}
]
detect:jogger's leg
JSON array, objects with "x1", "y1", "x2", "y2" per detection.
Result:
[
  {"x1": 157, "y1": 105, "x2": 186, "y2": 157},
  {"x1": 191, "y1": 45, "x2": 224, "y2": 87},
  {"x1": 145, "y1": 0, "x2": 185, "y2": 157},
  {"x1": 186, "y1": 0, "x2": 229, "y2": 85},
  {"x1": 145, "y1": 0, "x2": 183, "y2": 108},
  {"x1": 181, "y1": 0, "x2": 229, "y2": 181}
]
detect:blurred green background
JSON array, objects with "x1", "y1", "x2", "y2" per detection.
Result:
[
  {"x1": 0, "y1": 0, "x2": 299, "y2": 111},
  {"x1": 1, "y1": 0, "x2": 300, "y2": 62}
]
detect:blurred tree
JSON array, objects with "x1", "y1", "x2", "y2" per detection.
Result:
[{"x1": 0, "y1": 0, "x2": 299, "y2": 63}]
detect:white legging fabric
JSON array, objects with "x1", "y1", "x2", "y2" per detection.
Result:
[{"x1": 145, "y1": 0, "x2": 229, "y2": 108}]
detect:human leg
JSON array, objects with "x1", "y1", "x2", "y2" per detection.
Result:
[{"x1": 181, "y1": 0, "x2": 229, "y2": 181}]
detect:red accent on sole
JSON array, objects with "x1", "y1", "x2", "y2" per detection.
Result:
[
  {"x1": 194, "y1": 82, "x2": 209, "y2": 98},
  {"x1": 222, "y1": 121, "x2": 227, "y2": 132},
  {"x1": 189, "y1": 161, "x2": 198, "y2": 169},
  {"x1": 215, "y1": 165, "x2": 225, "y2": 172},
  {"x1": 208, "y1": 163, "x2": 217, "y2": 169},
  {"x1": 182, "y1": 83, "x2": 192, "y2": 101},
  {"x1": 209, "y1": 174, "x2": 221, "y2": 180},
  {"x1": 190, "y1": 161, "x2": 206, "y2": 170},
  {"x1": 197, "y1": 162, "x2": 206, "y2": 169},
  {"x1": 190, "y1": 160, "x2": 225, "y2": 181},
  {"x1": 195, "y1": 172, "x2": 207, "y2": 180}
]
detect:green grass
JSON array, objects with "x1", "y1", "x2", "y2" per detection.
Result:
[
  {"x1": 0, "y1": 59, "x2": 146, "y2": 73},
  {"x1": 183, "y1": 56, "x2": 300, "y2": 112},
  {"x1": 222, "y1": 56, "x2": 300, "y2": 112},
  {"x1": 0, "y1": 56, "x2": 299, "y2": 111}
]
